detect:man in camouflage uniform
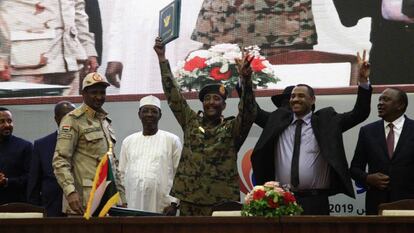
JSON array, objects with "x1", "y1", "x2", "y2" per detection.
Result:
[
  {"x1": 192, "y1": 0, "x2": 317, "y2": 54},
  {"x1": 154, "y1": 37, "x2": 257, "y2": 216},
  {"x1": 53, "y1": 72, "x2": 126, "y2": 215}
]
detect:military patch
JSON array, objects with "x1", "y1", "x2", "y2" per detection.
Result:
[
  {"x1": 219, "y1": 85, "x2": 226, "y2": 96},
  {"x1": 198, "y1": 126, "x2": 205, "y2": 134},
  {"x1": 58, "y1": 133, "x2": 72, "y2": 140},
  {"x1": 83, "y1": 127, "x2": 100, "y2": 133},
  {"x1": 93, "y1": 73, "x2": 103, "y2": 81},
  {"x1": 61, "y1": 125, "x2": 71, "y2": 133}
]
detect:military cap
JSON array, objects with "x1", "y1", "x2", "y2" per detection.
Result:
[
  {"x1": 199, "y1": 84, "x2": 228, "y2": 102},
  {"x1": 82, "y1": 72, "x2": 110, "y2": 90}
]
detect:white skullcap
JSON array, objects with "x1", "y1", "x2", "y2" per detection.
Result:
[{"x1": 139, "y1": 95, "x2": 161, "y2": 109}]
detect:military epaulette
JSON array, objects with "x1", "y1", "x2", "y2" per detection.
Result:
[{"x1": 70, "y1": 108, "x2": 86, "y2": 118}]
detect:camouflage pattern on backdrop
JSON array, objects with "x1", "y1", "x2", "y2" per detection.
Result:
[{"x1": 191, "y1": 0, "x2": 317, "y2": 49}]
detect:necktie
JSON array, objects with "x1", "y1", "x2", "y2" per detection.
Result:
[
  {"x1": 291, "y1": 119, "x2": 303, "y2": 188},
  {"x1": 386, "y1": 123, "x2": 394, "y2": 159}
]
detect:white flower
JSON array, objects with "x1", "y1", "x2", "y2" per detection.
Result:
[
  {"x1": 223, "y1": 51, "x2": 242, "y2": 63},
  {"x1": 264, "y1": 181, "x2": 280, "y2": 188},
  {"x1": 253, "y1": 185, "x2": 265, "y2": 191},
  {"x1": 206, "y1": 56, "x2": 224, "y2": 66},
  {"x1": 210, "y1": 43, "x2": 240, "y2": 54},
  {"x1": 187, "y1": 50, "x2": 211, "y2": 60},
  {"x1": 220, "y1": 63, "x2": 229, "y2": 73}
]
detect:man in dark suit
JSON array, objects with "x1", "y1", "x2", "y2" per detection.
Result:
[
  {"x1": 251, "y1": 53, "x2": 372, "y2": 215},
  {"x1": 27, "y1": 101, "x2": 75, "y2": 217},
  {"x1": 0, "y1": 107, "x2": 32, "y2": 205},
  {"x1": 350, "y1": 88, "x2": 414, "y2": 215},
  {"x1": 332, "y1": 0, "x2": 414, "y2": 84}
]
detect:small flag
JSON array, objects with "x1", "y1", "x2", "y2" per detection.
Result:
[{"x1": 84, "y1": 153, "x2": 120, "y2": 219}]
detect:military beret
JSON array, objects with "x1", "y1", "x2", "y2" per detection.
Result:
[
  {"x1": 199, "y1": 84, "x2": 228, "y2": 102},
  {"x1": 82, "y1": 72, "x2": 110, "y2": 90}
]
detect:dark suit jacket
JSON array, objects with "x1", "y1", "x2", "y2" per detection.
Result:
[
  {"x1": 333, "y1": 0, "x2": 414, "y2": 85},
  {"x1": 85, "y1": 0, "x2": 102, "y2": 64},
  {"x1": 350, "y1": 117, "x2": 414, "y2": 214},
  {"x1": 251, "y1": 86, "x2": 372, "y2": 198},
  {"x1": 0, "y1": 135, "x2": 32, "y2": 204},
  {"x1": 27, "y1": 132, "x2": 64, "y2": 217}
]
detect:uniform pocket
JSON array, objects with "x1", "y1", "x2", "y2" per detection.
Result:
[
  {"x1": 84, "y1": 131, "x2": 105, "y2": 143},
  {"x1": 9, "y1": 30, "x2": 55, "y2": 68}
]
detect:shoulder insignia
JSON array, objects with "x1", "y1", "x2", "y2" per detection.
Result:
[{"x1": 71, "y1": 108, "x2": 85, "y2": 118}]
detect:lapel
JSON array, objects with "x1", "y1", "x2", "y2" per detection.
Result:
[
  {"x1": 258, "y1": 110, "x2": 292, "y2": 149},
  {"x1": 46, "y1": 131, "x2": 58, "y2": 160},
  {"x1": 393, "y1": 117, "x2": 410, "y2": 159}
]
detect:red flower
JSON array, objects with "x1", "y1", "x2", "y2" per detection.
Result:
[
  {"x1": 283, "y1": 192, "x2": 296, "y2": 205},
  {"x1": 267, "y1": 199, "x2": 279, "y2": 208},
  {"x1": 210, "y1": 67, "x2": 232, "y2": 80},
  {"x1": 184, "y1": 56, "x2": 207, "y2": 72},
  {"x1": 253, "y1": 189, "x2": 266, "y2": 200},
  {"x1": 251, "y1": 57, "x2": 266, "y2": 72}
]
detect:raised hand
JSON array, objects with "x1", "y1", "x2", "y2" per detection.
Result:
[
  {"x1": 153, "y1": 37, "x2": 167, "y2": 62},
  {"x1": 357, "y1": 50, "x2": 370, "y2": 84},
  {"x1": 235, "y1": 53, "x2": 254, "y2": 83}
]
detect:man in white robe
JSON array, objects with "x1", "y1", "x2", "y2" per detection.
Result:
[{"x1": 119, "y1": 95, "x2": 182, "y2": 214}]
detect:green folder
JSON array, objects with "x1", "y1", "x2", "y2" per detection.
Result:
[{"x1": 158, "y1": 0, "x2": 181, "y2": 44}]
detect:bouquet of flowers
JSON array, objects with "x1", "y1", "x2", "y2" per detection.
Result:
[
  {"x1": 241, "y1": 181, "x2": 303, "y2": 217},
  {"x1": 174, "y1": 44, "x2": 279, "y2": 91}
]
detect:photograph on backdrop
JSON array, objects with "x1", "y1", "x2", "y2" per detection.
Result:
[{"x1": 0, "y1": 0, "x2": 413, "y2": 97}]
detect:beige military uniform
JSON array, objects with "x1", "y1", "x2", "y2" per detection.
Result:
[
  {"x1": 53, "y1": 104, "x2": 125, "y2": 214},
  {"x1": 0, "y1": 0, "x2": 97, "y2": 76}
]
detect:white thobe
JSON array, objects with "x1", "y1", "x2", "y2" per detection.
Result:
[
  {"x1": 105, "y1": 0, "x2": 204, "y2": 94},
  {"x1": 119, "y1": 130, "x2": 182, "y2": 213}
]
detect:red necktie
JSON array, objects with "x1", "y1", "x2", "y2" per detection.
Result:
[{"x1": 386, "y1": 123, "x2": 394, "y2": 159}]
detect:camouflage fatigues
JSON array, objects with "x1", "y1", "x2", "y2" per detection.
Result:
[
  {"x1": 179, "y1": 201, "x2": 214, "y2": 216},
  {"x1": 159, "y1": 61, "x2": 256, "y2": 216},
  {"x1": 52, "y1": 104, "x2": 126, "y2": 214},
  {"x1": 191, "y1": 0, "x2": 317, "y2": 49}
]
